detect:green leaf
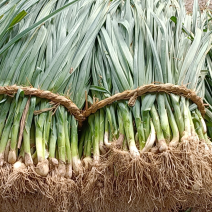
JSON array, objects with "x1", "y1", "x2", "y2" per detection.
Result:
[
  {"x1": 0, "y1": 0, "x2": 78, "y2": 55},
  {"x1": 170, "y1": 16, "x2": 177, "y2": 24},
  {"x1": 16, "y1": 88, "x2": 24, "y2": 102},
  {"x1": 87, "y1": 95, "x2": 93, "y2": 105},
  {"x1": 206, "y1": 122, "x2": 212, "y2": 127},
  {"x1": 0, "y1": 98, "x2": 7, "y2": 104},
  {"x1": 170, "y1": 16, "x2": 194, "y2": 40},
  {"x1": 90, "y1": 85, "x2": 111, "y2": 95},
  {"x1": 9, "y1": 10, "x2": 27, "y2": 28}
]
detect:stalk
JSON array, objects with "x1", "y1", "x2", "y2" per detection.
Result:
[
  {"x1": 45, "y1": 109, "x2": 52, "y2": 147},
  {"x1": 142, "y1": 110, "x2": 150, "y2": 140},
  {"x1": 141, "y1": 94, "x2": 156, "y2": 140},
  {"x1": 133, "y1": 100, "x2": 145, "y2": 150},
  {"x1": 192, "y1": 110, "x2": 209, "y2": 144},
  {"x1": 150, "y1": 104, "x2": 168, "y2": 152},
  {"x1": 34, "y1": 100, "x2": 49, "y2": 176},
  {"x1": 207, "y1": 127, "x2": 212, "y2": 140},
  {"x1": 78, "y1": 129, "x2": 85, "y2": 159},
  {"x1": 71, "y1": 116, "x2": 82, "y2": 175},
  {"x1": 88, "y1": 114, "x2": 95, "y2": 143},
  {"x1": 5, "y1": 132, "x2": 11, "y2": 163},
  {"x1": 141, "y1": 120, "x2": 156, "y2": 152},
  {"x1": 93, "y1": 110, "x2": 100, "y2": 162},
  {"x1": 83, "y1": 130, "x2": 93, "y2": 170},
  {"x1": 83, "y1": 130, "x2": 89, "y2": 157},
  {"x1": 8, "y1": 97, "x2": 27, "y2": 164},
  {"x1": 116, "y1": 109, "x2": 125, "y2": 148},
  {"x1": 109, "y1": 105, "x2": 118, "y2": 138},
  {"x1": 123, "y1": 137, "x2": 128, "y2": 151},
  {"x1": 157, "y1": 94, "x2": 171, "y2": 142},
  {"x1": 170, "y1": 94, "x2": 184, "y2": 137},
  {"x1": 119, "y1": 102, "x2": 139, "y2": 157},
  {"x1": 104, "y1": 114, "x2": 111, "y2": 147},
  {"x1": 193, "y1": 113, "x2": 205, "y2": 140},
  {"x1": 196, "y1": 109, "x2": 207, "y2": 134},
  {"x1": 188, "y1": 108, "x2": 196, "y2": 136},
  {"x1": 30, "y1": 123, "x2": 36, "y2": 158},
  {"x1": 165, "y1": 96, "x2": 180, "y2": 148},
  {"x1": 109, "y1": 125, "x2": 113, "y2": 143},
  {"x1": 204, "y1": 132, "x2": 210, "y2": 145},
  {"x1": 105, "y1": 106, "x2": 114, "y2": 142},
  {"x1": 64, "y1": 112, "x2": 72, "y2": 179},
  {"x1": 49, "y1": 116, "x2": 58, "y2": 166},
  {"x1": 0, "y1": 97, "x2": 12, "y2": 138},
  {"x1": 55, "y1": 106, "x2": 66, "y2": 177},
  {"x1": 23, "y1": 97, "x2": 36, "y2": 166},
  {"x1": 0, "y1": 98, "x2": 17, "y2": 166},
  {"x1": 181, "y1": 97, "x2": 191, "y2": 143},
  {"x1": 13, "y1": 144, "x2": 26, "y2": 172},
  {"x1": 99, "y1": 109, "x2": 106, "y2": 153}
]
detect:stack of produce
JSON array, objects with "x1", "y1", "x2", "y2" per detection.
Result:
[
  {"x1": 0, "y1": 0, "x2": 212, "y2": 211},
  {"x1": 79, "y1": 1, "x2": 212, "y2": 211},
  {"x1": 0, "y1": 0, "x2": 95, "y2": 210}
]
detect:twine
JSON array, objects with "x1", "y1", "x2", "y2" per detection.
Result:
[
  {"x1": 0, "y1": 84, "x2": 206, "y2": 120},
  {"x1": 83, "y1": 83, "x2": 206, "y2": 118},
  {"x1": 0, "y1": 85, "x2": 84, "y2": 121}
]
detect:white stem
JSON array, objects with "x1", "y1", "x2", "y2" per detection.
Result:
[
  {"x1": 201, "y1": 117, "x2": 207, "y2": 134},
  {"x1": 141, "y1": 121, "x2": 156, "y2": 153},
  {"x1": 13, "y1": 160, "x2": 26, "y2": 171},
  {"x1": 104, "y1": 132, "x2": 111, "y2": 147},
  {"x1": 83, "y1": 157, "x2": 93, "y2": 170},
  {"x1": 8, "y1": 150, "x2": 17, "y2": 164},
  {"x1": 72, "y1": 156, "x2": 82, "y2": 175},
  {"x1": 65, "y1": 163, "x2": 72, "y2": 179},
  {"x1": 99, "y1": 141, "x2": 106, "y2": 153}
]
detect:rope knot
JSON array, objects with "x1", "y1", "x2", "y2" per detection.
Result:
[{"x1": 128, "y1": 92, "x2": 138, "y2": 107}]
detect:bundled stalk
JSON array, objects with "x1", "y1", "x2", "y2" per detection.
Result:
[
  {"x1": 0, "y1": 0, "x2": 212, "y2": 212},
  {"x1": 0, "y1": 0, "x2": 109, "y2": 211},
  {"x1": 79, "y1": 0, "x2": 212, "y2": 211},
  {"x1": 80, "y1": 0, "x2": 211, "y2": 162}
]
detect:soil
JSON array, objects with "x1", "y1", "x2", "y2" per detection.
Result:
[{"x1": 185, "y1": 0, "x2": 212, "y2": 12}]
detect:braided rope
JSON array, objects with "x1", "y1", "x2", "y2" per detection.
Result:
[
  {"x1": 0, "y1": 84, "x2": 205, "y2": 121},
  {"x1": 0, "y1": 85, "x2": 85, "y2": 121},
  {"x1": 83, "y1": 83, "x2": 205, "y2": 117}
]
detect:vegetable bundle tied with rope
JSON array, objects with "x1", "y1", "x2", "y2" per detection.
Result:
[
  {"x1": 1, "y1": 0, "x2": 212, "y2": 212},
  {"x1": 79, "y1": 0, "x2": 212, "y2": 211},
  {"x1": 0, "y1": 0, "x2": 93, "y2": 211}
]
